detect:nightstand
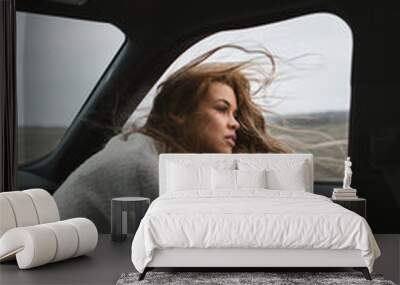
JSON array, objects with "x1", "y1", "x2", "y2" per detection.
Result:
[
  {"x1": 331, "y1": 198, "x2": 366, "y2": 219},
  {"x1": 111, "y1": 197, "x2": 150, "y2": 241}
]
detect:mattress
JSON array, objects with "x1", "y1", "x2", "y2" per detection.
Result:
[{"x1": 131, "y1": 190, "x2": 380, "y2": 273}]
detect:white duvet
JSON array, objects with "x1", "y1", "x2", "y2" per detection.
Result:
[{"x1": 131, "y1": 190, "x2": 380, "y2": 273}]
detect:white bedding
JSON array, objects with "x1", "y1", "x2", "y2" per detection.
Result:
[{"x1": 131, "y1": 190, "x2": 380, "y2": 273}]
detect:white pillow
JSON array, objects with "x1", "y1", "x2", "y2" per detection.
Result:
[
  {"x1": 238, "y1": 159, "x2": 307, "y2": 191},
  {"x1": 266, "y1": 167, "x2": 306, "y2": 191},
  {"x1": 167, "y1": 162, "x2": 212, "y2": 191},
  {"x1": 211, "y1": 169, "x2": 268, "y2": 190},
  {"x1": 212, "y1": 168, "x2": 236, "y2": 190},
  {"x1": 236, "y1": 169, "x2": 268, "y2": 189}
]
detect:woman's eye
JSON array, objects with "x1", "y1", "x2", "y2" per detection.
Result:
[{"x1": 215, "y1": 106, "x2": 228, "y2": 113}]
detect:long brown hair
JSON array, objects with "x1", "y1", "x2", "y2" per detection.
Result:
[{"x1": 132, "y1": 44, "x2": 291, "y2": 153}]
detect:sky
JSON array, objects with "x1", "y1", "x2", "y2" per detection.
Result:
[
  {"x1": 129, "y1": 13, "x2": 353, "y2": 125},
  {"x1": 16, "y1": 12, "x2": 352, "y2": 127}
]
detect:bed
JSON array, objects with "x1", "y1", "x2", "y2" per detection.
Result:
[{"x1": 131, "y1": 154, "x2": 381, "y2": 280}]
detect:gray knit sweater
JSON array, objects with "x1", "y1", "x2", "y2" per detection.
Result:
[{"x1": 53, "y1": 132, "x2": 161, "y2": 233}]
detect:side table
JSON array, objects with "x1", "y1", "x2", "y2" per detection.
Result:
[
  {"x1": 331, "y1": 197, "x2": 366, "y2": 219},
  {"x1": 111, "y1": 197, "x2": 150, "y2": 241}
]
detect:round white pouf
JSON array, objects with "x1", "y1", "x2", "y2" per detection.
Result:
[
  {"x1": 63, "y1": 218, "x2": 98, "y2": 257},
  {"x1": 0, "y1": 195, "x2": 17, "y2": 237},
  {"x1": 0, "y1": 226, "x2": 57, "y2": 269},
  {"x1": 0, "y1": 191, "x2": 39, "y2": 227},
  {"x1": 23, "y1": 189, "x2": 60, "y2": 224},
  {"x1": 0, "y1": 218, "x2": 98, "y2": 269},
  {"x1": 42, "y1": 221, "x2": 79, "y2": 262}
]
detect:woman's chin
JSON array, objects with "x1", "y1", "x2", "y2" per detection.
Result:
[
  {"x1": 199, "y1": 143, "x2": 233, "y2": 153},
  {"x1": 218, "y1": 146, "x2": 233, "y2": 154}
]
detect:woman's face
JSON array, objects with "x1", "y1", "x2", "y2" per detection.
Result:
[{"x1": 188, "y1": 82, "x2": 240, "y2": 153}]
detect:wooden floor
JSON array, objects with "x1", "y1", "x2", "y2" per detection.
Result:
[
  {"x1": 0, "y1": 235, "x2": 134, "y2": 285},
  {"x1": 0, "y1": 234, "x2": 398, "y2": 284},
  {"x1": 373, "y1": 234, "x2": 400, "y2": 284}
]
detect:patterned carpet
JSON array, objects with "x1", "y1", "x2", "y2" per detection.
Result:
[{"x1": 116, "y1": 271, "x2": 396, "y2": 285}]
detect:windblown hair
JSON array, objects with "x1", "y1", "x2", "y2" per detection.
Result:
[{"x1": 133, "y1": 44, "x2": 291, "y2": 153}]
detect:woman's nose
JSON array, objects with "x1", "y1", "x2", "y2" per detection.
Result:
[{"x1": 229, "y1": 115, "x2": 240, "y2": 130}]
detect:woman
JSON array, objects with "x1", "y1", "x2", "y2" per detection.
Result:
[{"x1": 54, "y1": 45, "x2": 289, "y2": 233}]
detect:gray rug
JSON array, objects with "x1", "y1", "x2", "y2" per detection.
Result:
[{"x1": 116, "y1": 272, "x2": 396, "y2": 285}]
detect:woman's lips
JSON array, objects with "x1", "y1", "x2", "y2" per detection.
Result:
[{"x1": 225, "y1": 135, "x2": 236, "y2": 147}]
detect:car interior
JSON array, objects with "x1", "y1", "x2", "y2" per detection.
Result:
[{"x1": 15, "y1": 0, "x2": 400, "y2": 234}]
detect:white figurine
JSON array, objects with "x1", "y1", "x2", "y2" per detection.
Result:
[{"x1": 343, "y1": 157, "x2": 352, "y2": 189}]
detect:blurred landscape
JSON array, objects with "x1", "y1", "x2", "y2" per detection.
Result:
[
  {"x1": 271, "y1": 111, "x2": 349, "y2": 182},
  {"x1": 18, "y1": 127, "x2": 66, "y2": 166},
  {"x1": 18, "y1": 111, "x2": 348, "y2": 182}
]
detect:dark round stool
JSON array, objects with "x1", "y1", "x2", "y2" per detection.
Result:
[{"x1": 111, "y1": 197, "x2": 150, "y2": 242}]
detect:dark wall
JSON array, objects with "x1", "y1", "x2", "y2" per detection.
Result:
[
  {"x1": 1, "y1": 0, "x2": 17, "y2": 192},
  {"x1": 348, "y1": 7, "x2": 400, "y2": 232}
]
